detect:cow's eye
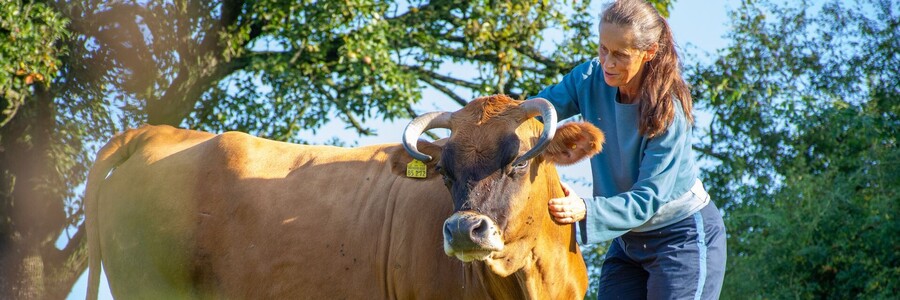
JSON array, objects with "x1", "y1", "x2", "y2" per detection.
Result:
[
  {"x1": 437, "y1": 165, "x2": 451, "y2": 177},
  {"x1": 442, "y1": 173, "x2": 453, "y2": 188},
  {"x1": 436, "y1": 165, "x2": 453, "y2": 186}
]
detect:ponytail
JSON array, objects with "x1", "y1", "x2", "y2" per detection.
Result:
[{"x1": 638, "y1": 17, "x2": 693, "y2": 138}]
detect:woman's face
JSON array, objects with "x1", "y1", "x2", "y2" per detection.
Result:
[{"x1": 598, "y1": 23, "x2": 656, "y2": 89}]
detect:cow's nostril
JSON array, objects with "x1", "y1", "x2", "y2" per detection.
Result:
[
  {"x1": 444, "y1": 213, "x2": 502, "y2": 254},
  {"x1": 471, "y1": 219, "x2": 488, "y2": 237}
]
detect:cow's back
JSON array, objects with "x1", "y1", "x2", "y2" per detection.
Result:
[{"x1": 97, "y1": 126, "x2": 486, "y2": 299}]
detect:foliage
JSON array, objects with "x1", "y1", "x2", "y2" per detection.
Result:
[
  {"x1": 49, "y1": 0, "x2": 607, "y2": 141},
  {"x1": 0, "y1": 0, "x2": 67, "y2": 127},
  {"x1": 724, "y1": 109, "x2": 899, "y2": 299},
  {"x1": 687, "y1": 0, "x2": 899, "y2": 298},
  {"x1": 581, "y1": 241, "x2": 610, "y2": 299}
]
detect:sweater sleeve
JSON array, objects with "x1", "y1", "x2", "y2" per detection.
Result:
[
  {"x1": 533, "y1": 60, "x2": 597, "y2": 120},
  {"x1": 576, "y1": 106, "x2": 692, "y2": 244}
]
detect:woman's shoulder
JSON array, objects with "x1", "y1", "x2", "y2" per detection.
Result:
[
  {"x1": 564, "y1": 58, "x2": 614, "y2": 93},
  {"x1": 569, "y1": 58, "x2": 602, "y2": 79},
  {"x1": 661, "y1": 97, "x2": 692, "y2": 136}
]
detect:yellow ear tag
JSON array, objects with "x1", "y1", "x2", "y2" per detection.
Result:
[{"x1": 406, "y1": 159, "x2": 427, "y2": 178}]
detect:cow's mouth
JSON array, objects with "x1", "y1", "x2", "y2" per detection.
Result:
[
  {"x1": 447, "y1": 249, "x2": 497, "y2": 262},
  {"x1": 442, "y1": 211, "x2": 505, "y2": 262}
]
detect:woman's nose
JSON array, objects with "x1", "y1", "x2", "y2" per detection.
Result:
[{"x1": 602, "y1": 56, "x2": 615, "y2": 69}]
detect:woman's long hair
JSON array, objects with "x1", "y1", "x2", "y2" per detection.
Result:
[{"x1": 601, "y1": 0, "x2": 693, "y2": 138}]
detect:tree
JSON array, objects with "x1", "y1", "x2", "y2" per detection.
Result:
[
  {"x1": 687, "y1": 0, "x2": 898, "y2": 298},
  {"x1": 0, "y1": 0, "x2": 676, "y2": 297},
  {"x1": 1, "y1": 1, "x2": 73, "y2": 298}
]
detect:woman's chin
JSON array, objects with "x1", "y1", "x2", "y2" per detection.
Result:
[{"x1": 603, "y1": 76, "x2": 623, "y2": 87}]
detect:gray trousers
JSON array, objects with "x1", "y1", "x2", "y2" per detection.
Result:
[{"x1": 597, "y1": 201, "x2": 727, "y2": 300}]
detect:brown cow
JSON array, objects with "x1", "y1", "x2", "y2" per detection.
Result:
[{"x1": 85, "y1": 95, "x2": 604, "y2": 299}]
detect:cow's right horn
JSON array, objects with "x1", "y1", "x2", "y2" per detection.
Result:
[{"x1": 402, "y1": 111, "x2": 451, "y2": 162}]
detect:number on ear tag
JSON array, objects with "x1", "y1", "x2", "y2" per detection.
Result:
[{"x1": 406, "y1": 159, "x2": 427, "y2": 178}]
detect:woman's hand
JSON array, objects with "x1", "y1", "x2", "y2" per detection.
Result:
[{"x1": 548, "y1": 182, "x2": 586, "y2": 224}]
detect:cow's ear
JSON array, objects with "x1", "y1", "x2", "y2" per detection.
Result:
[
  {"x1": 388, "y1": 140, "x2": 443, "y2": 179},
  {"x1": 542, "y1": 122, "x2": 604, "y2": 166}
]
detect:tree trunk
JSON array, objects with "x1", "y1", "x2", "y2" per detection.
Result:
[{"x1": 0, "y1": 86, "x2": 86, "y2": 299}]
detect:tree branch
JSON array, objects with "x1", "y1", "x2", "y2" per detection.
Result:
[
  {"x1": 341, "y1": 110, "x2": 373, "y2": 136},
  {"x1": 146, "y1": 0, "x2": 262, "y2": 126},
  {"x1": 314, "y1": 84, "x2": 373, "y2": 136},
  {"x1": 514, "y1": 43, "x2": 568, "y2": 70},
  {"x1": 405, "y1": 106, "x2": 441, "y2": 141},
  {"x1": 417, "y1": 76, "x2": 469, "y2": 107},
  {"x1": 430, "y1": 44, "x2": 501, "y2": 64},
  {"x1": 401, "y1": 65, "x2": 480, "y2": 90},
  {"x1": 148, "y1": 55, "x2": 251, "y2": 125},
  {"x1": 41, "y1": 224, "x2": 88, "y2": 299},
  {"x1": 1, "y1": 89, "x2": 24, "y2": 128},
  {"x1": 694, "y1": 145, "x2": 728, "y2": 162},
  {"x1": 220, "y1": 0, "x2": 246, "y2": 28},
  {"x1": 383, "y1": 0, "x2": 451, "y2": 26}
]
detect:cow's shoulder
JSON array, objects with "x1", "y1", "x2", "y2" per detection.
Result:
[
  {"x1": 119, "y1": 124, "x2": 215, "y2": 147},
  {"x1": 113, "y1": 125, "x2": 216, "y2": 164},
  {"x1": 205, "y1": 131, "x2": 291, "y2": 174}
]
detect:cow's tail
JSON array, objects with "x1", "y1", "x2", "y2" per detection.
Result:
[{"x1": 85, "y1": 126, "x2": 148, "y2": 300}]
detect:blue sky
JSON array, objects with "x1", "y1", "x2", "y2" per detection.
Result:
[{"x1": 66, "y1": 0, "x2": 736, "y2": 298}]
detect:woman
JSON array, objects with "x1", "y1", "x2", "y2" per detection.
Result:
[{"x1": 536, "y1": 0, "x2": 726, "y2": 299}]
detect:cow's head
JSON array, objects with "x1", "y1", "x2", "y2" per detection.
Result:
[{"x1": 401, "y1": 95, "x2": 604, "y2": 275}]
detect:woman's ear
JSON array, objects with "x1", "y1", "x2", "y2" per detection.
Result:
[
  {"x1": 542, "y1": 122, "x2": 605, "y2": 166},
  {"x1": 643, "y1": 42, "x2": 659, "y2": 63}
]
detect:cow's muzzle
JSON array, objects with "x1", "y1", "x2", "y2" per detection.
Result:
[{"x1": 442, "y1": 211, "x2": 504, "y2": 262}]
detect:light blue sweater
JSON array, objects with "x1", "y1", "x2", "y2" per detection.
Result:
[{"x1": 534, "y1": 58, "x2": 701, "y2": 244}]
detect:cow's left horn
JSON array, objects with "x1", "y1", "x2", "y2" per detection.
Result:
[
  {"x1": 402, "y1": 111, "x2": 452, "y2": 162},
  {"x1": 513, "y1": 98, "x2": 558, "y2": 166}
]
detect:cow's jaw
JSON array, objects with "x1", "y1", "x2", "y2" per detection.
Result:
[{"x1": 442, "y1": 211, "x2": 504, "y2": 262}]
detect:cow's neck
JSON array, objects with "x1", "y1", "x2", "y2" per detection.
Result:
[
  {"x1": 475, "y1": 215, "x2": 586, "y2": 299},
  {"x1": 518, "y1": 214, "x2": 587, "y2": 299},
  {"x1": 476, "y1": 165, "x2": 588, "y2": 299}
]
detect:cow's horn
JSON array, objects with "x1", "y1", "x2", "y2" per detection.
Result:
[
  {"x1": 513, "y1": 98, "x2": 558, "y2": 166},
  {"x1": 402, "y1": 111, "x2": 452, "y2": 162}
]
